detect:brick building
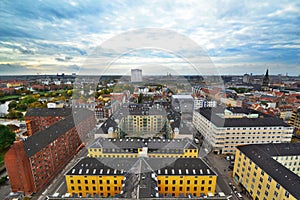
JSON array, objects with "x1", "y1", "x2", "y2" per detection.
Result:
[
  {"x1": 5, "y1": 108, "x2": 95, "y2": 194},
  {"x1": 25, "y1": 108, "x2": 72, "y2": 136}
]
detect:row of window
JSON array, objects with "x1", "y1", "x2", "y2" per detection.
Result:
[
  {"x1": 70, "y1": 179, "x2": 123, "y2": 185},
  {"x1": 159, "y1": 186, "x2": 212, "y2": 192},
  {"x1": 158, "y1": 179, "x2": 212, "y2": 185},
  {"x1": 71, "y1": 186, "x2": 121, "y2": 191}
]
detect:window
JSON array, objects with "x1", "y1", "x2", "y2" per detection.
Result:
[
  {"x1": 268, "y1": 176, "x2": 272, "y2": 182},
  {"x1": 85, "y1": 180, "x2": 88, "y2": 184},
  {"x1": 99, "y1": 180, "x2": 103, "y2": 184},
  {"x1": 92, "y1": 180, "x2": 95, "y2": 184},
  {"x1": 172, "y1": 180, "x2": 176, "y2": 184},
  {"x1": 165, "y1": 180, "x2": 168, "y2": 184},
  {"x1": 180, "y1": 180, "x2": 183, "y2": 184},
  {"x1": 165, "y1": 187, "x2": 168, "y2": 191},
  {"x1": 259, "y1": 177, "x2": 263, "y2": 182},
  {"x1": 187, "y1": 187, "x2": 190, "y2": 191},
  {"x1": 187, "y1": 180, "x2": 190, "y2": 184},
  {"x1": 265, "y1": 191, "x2": 268, "y2": 196},
  {"x1": 71, "y1": 186, "x2": 75, "y2": 190},
  {"x1": 179, "y1": 187, "x2": 183, "y2": 191},
  {"x1": 78, "y1": 186, "x2": 82, "y2": 191},
  {"x1": 93, "y1": 186, "x2": 96, "y2": 191},
  {"x1": 194, "y1": 186, "x2": 197, "y2": 191},
  {"x1": 208, "y1": 187, "x2": 211, "y2": 191},
  {"x1": 276, "y1": 183, "x2": 280, "y2": 189},
  {"x1": 107, "y1": 186, "x2": 110, "y2": 191},
  {"x1": 100, "y1": 186, "x2": 103, "y2": 191},
  {"x1": 258, "y1": 184, "x2": 262, "y2": 189},
  {"x1": 209, "y1": 180, "x2": 212, "y2": 184},
  {"x1": 85, "y1": 186, "x2": 89, "y2": 190},
  {"x1": 194, "y1": 180, "x2": 197, "y2": 184},
  {"x1": 202, "y1": 180, "x2": 205, "y2": 184},
  {"x1": 107, "y1": 180, "x2": 110, "y2": 184},
  {"x1": 285, "y1": 191, "x2": 289, "y2": 198},
  {"x1": 77, "y1": 180, "x2": 81, "y2": 184},
  {"x1": 70, "y1": 180, "x2": 74, "y2": 184},
  {"x1": 266, "y1": 184, "x2": 270, "y2": 190},
  {"x1": 172, "y1": 187, "x2": 175, "y2": 191},
  {"x1": 114, "y1": 180, "x2": 117, "y2": 184},
  {"x1": 274, "y1": 191, "x2": 278, "y2": 197}
]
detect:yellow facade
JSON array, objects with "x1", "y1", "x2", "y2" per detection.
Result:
[
  {"x1": 88, "y1": 147, "x2": 198, "y2": 158},
  {"x1": 233, "y1": 148, "x2": 297, "y2": 200},
  {"x1": 157, "y1": 175, "x2": 217, "y2": 197},
  {"x1": 66, "y1": 175, "x2": 124, "y2": 197}
]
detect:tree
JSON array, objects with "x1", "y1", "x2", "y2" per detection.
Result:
[
  {"x1": 8, "y1": 101, "x2": 18, "y2": 110},
  {"x1": 6, "y1": 110, "x2": 23, "y2": 119},
  {"x1": 67, "y1": 90, "x2": 73, "y2": 97},
  {"x1": 0, "y1": 125, "x2": 16, "y2": 151},
  {"x1": 138, "y1": 93, "x2": 143, "y2": 104}
]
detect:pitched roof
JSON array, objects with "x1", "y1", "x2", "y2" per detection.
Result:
[
  {"x1": 238, "y1": 143, "x2": 300, "y2": 199},
  {"x1": 25, "y1": 108, "x2": 72, "y2": 117}
]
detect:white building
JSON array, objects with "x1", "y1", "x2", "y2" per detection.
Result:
[
  {"x1": 194, "y1": 98, "x2": 217, "y2": 110},
  {"x1": 131, "y1": 69, "x2": 142, "y2": 82},
  {"x1": 193, "y1": 106, "x2": 294, "y2": 154}
]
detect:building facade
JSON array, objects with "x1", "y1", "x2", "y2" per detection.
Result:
[
  {"x1": 193, "y1": 107, "x2": 294, "y2": 154},
  {"x1": 5, "y1": 109, "x2": 95, "y2": 194},
  {"x1": 25, "y1": 108, "x2": 71, "y2": 136},
  {"x1": 233, "y1": 143, "x2": 300, "y2": 200},
  {"x1": 88, "y1": 138, "x2": 198, "y2": 158},
  {"x1": 65, "y1": 157, "x2": 217, "y2": 198},
  {"x1": 131, "y1": 69, "x2": 142, "y2": 82},
  {"x1": 288, "y1": 107, "x2": 300, "y2": 133}
]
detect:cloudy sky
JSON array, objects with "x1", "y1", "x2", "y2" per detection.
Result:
[{"x1": 0, "y1": 0, "x2": 299, "y2": 75}]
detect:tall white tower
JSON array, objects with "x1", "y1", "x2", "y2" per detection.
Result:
[{"x1": 131, "y1": 69, "x2": 142, "y2": 82}]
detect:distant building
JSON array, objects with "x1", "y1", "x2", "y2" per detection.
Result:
[
  {"x1": 242, "y1": 73, "x2": 252, "y2": 84},
  {"x1": 262, "y1": 69, "x2": 270, "y2": 91},
  {"x1": 5, "y1": 109, "x2": 95, "y2": 195},
  {"x1": 171, "y1": 95, "x2": 194, "y2": 114},
  {"x1": 194, "y1": 98, "x2": 217, "y2": 110},
  {"x1": 233, "y1": 143, "x2": 300, "y2": 200},
  {"x1": 193, "y1": 106, "x2": 294, "y2": 154},
  {"x1": 131, "y1": 69, "x2": 142, "y2": 82}
]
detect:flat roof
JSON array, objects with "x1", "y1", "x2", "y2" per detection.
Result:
[
  {"x1": 238, "y1": 143, "x2": 300, "y2": 199},
  {"x1": 196, "y1": 106, "x2": 290, "y2": 127}
]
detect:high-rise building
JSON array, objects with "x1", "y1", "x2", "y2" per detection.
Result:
[
  {"x1": 131, "y1": 69, "x2": 142, "y2": 82},
  {"x1": 233, "y1": 143, "x2": 300, "y2": 200},
  {"x1": 193, "y1": 106, "x2": 294, "y2": 154}
]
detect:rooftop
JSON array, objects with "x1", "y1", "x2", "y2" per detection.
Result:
[
  {"x1": 24, "y1": 109, "x2": 94, "y2": 157},
  {"x1": 25, "y1": 108, "x2": 72, "y2": 117},
  {"x1": 196, "y1": 106, "x2": 290, "y2": 127},
  {"x1": 66, "y1": 157, "x2": 216, "y2": 177},
  {"x1": 89, "y1": 137, "x2": 197, "y2": 152},
  {"x1": 238, "y1": 143, "x2": 300, "y2": 199}
]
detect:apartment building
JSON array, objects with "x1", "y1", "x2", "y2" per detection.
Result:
[
  {"x1": 233, "y1": 143, "x2": 300, "y2": 200},
  {"x1": 25, "y1": 108, "x2": 72, "y2": 136},
  {"x1": 88, "y1": 137, "x2": 198, "y2": 158},
  {"x1": 65, "y1": 157, "x2": 217, "y2": 198},
  {"x1": 193, "y1": 106, "x2": 293, "y2": 154},
  {"x1": 5, "y1": 109, "x2": 95, "y2": 194},
  {"x1": 288, "y1": 107, "x2": 300, "y2": 133}
]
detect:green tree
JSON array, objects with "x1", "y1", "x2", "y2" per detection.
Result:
[
  {"x1": 16, "y1": 103, "x2": 27, "y2": 111},
  {"x1": 67, "y1": 90, "x2": 73, "y2": 96},
  {"x1": 0, "y1": 125, "x2": 16, "y2": 151},
  {"x1": 6, "y1": 110, "x2": 23, "y2": 119},
  {"x1": 8, "y1": 101, "x2": 18, "y2": 110},
  {"x1": 138, "y1": 93, "x2": 143, "y2": 104}
]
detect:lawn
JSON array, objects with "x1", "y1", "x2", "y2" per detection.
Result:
[{"x1": 0, "y1": 95, "x2": 20, "y2": 102}]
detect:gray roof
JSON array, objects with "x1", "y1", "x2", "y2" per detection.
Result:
[
  {"x1": 66, "y1": 157, "x2": 216, "y2": 177},
  {"x1": 24, "y1": 109, "x2": 94, "y2": 157},
  {"x1": 196, "y1": 106, "x2": 290, "y2": 127},
  {"x1": 25, "y1": 108, "x2": 72, "y2": 117},
  {"x1": 89, "y1": 137, "x2": 197, "y2": 152},
  {"x1": 238, "y1": 143, "x2": 300, "y2": 199}
]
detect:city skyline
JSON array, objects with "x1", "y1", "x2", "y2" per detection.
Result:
[{"x1": 0, "y1": 1, "x2": 300, "y2": 75}]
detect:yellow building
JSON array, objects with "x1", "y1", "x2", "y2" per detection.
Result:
[
  {"x1": 65, "y1": 157, "x2": 217, "y2": 198},
  {"x1": 288, "y1": 108, "x2": 300, "y2": 134},
  {"x1": 233, "y1": 143, "x2": 300, "y2": 200},
  {"x1": 88, "y1": 138, "x2": 198, "y2": 158}
]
